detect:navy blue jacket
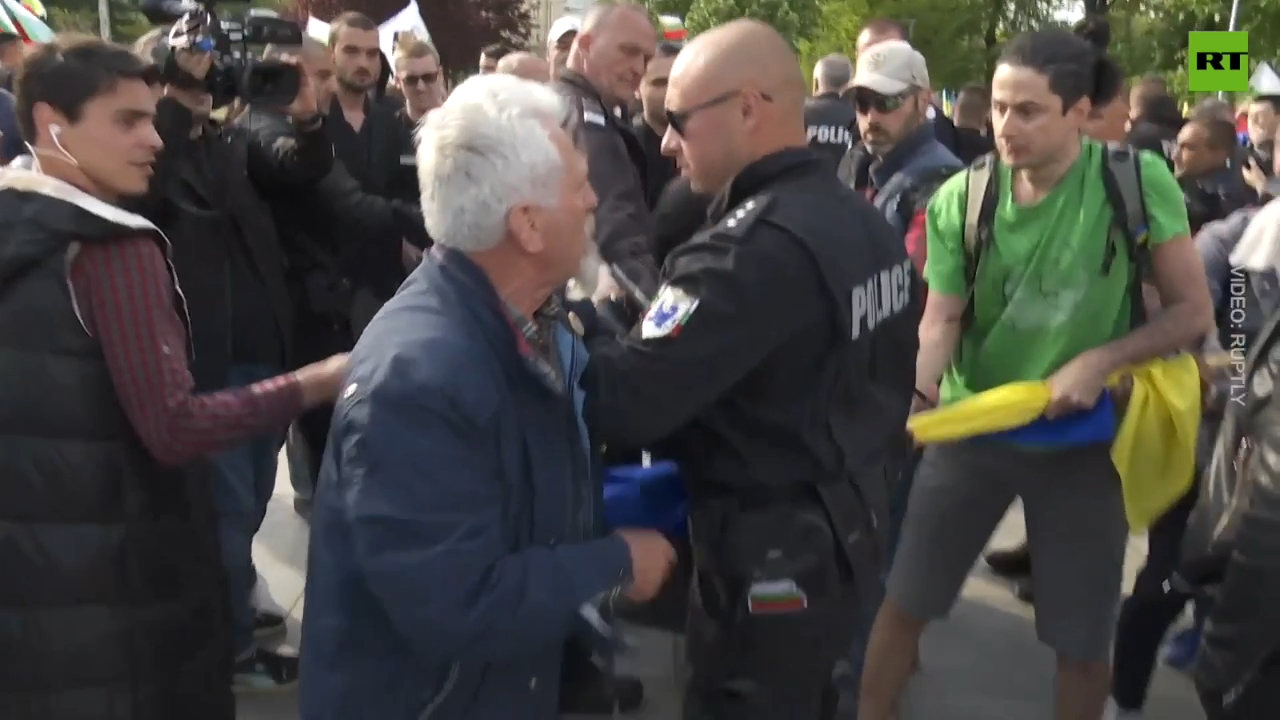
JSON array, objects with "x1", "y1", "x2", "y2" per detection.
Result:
[{"x1": 299, "y1": 248, "x2": 632, "y2": 720}]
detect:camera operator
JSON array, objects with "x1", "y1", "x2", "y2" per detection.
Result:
[
  {"x1": 0, "y1": 36, "x2": 348, "y2": 719},
  {"x1": 247, "y1": 35, "x2": 432, "y2": 518},
  {"x1": 133, "y1": 26, "x2": 338, "y2": 691}
]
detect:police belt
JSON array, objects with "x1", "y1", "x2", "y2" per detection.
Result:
[{"x1": 686, "y1": 468, "x2": 887, "y2": 603}]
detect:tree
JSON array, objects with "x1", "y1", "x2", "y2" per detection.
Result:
[
  {"x1": 684, "y1": 0, "x2": 821, "y2": 45},
  {"x1": 47, "y1": 0, "x2": 153, "y2": 43},
  {"x1": 298, "y1": 0, "x2": 530, "y2": 76}
]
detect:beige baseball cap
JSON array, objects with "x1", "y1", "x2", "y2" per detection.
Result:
[
  {"x1": 548, "y1": 16, "x2": 582, "y2": 43},
  {"x1": 853, "y1": 40, "x2": 929, "y2": 95}
]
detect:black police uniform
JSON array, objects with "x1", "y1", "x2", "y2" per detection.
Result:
[
  {"x1": 583, "y1": 148, "x2": 920, "y2": 719},
  {"x1": 804, "y1": 93, "x2": 857, "y2": 166},
  {"x1": 556, "y1": 69, "x2": 660, "y2": 296}
]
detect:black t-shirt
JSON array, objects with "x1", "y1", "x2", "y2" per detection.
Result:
[{"x1": 632, "y1": 117, "x2": 678, "y2": 210}]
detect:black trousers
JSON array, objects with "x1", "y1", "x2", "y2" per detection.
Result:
[
  {"x1": 682, "y1": 567, "x2": 853, "y2": 719},
  {"x1": 681, "y1": 499, "x2": 859, "y2": 720},
  {"x1": 1111, "y1": 483, "x2": 1200, "y2": 710}
]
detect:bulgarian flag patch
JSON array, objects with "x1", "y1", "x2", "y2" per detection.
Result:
[{"x1": 746, "y1": 579, "x2": 809, "y2": 615}]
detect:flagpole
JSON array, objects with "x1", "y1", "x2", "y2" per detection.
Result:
[
  {"x1": 1220, "y1": 0, "x2": 1243, "y2": 99},
  {"x1": 98, "y1": 0, "x2": 111, "y2": 40}
]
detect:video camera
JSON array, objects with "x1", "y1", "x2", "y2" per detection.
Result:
[{"x1": 140, "y1": 0, "x2": 303, "y2": 109}]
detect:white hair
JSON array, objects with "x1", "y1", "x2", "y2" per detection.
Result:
[{"x1": 415, "y1": 74, "x2": 568, "y2": 252}]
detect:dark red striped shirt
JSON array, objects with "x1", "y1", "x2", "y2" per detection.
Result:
[{"x1": 69, "y1": 236, "x2": 303, "y2": 467}]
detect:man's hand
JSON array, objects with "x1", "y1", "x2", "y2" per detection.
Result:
[
  {"x1": 591, "y1": 264, "x2": 623, "y2": 305},
  {"x1": 164, "y1": 49, "x2": 214, "y2": 114},
  {"x1": 279, "y1": 55, "x2": 320, "y2": 122},
  {"x1": 294, "y1": 353, "x2": 351, "y2": 407},
  {"x1": 1243, "y1": 156, "x2": 1267, "y2": 196},
  {"x1": 1044, "y1": 350, "x2": 1110, "y2": 419},
  {"x1": 616, "y1": 529, "x2": 676, "y2": 602}
]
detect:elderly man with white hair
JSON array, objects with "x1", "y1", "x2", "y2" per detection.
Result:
[{"x1": 297, "y1": 73, "x2": 676, "y2": 720}]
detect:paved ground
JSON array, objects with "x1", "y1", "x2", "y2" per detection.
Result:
[{"x1": 239, "y1": 456, "x2": 1205, "y2": 719}]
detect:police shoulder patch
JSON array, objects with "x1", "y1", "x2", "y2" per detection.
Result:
[
  {"x1": 641, "y1": 284, "x2": 700, "y2": 339},
  {"x1": 712, "y1": 194, "x2": 773, "y2": 237}
]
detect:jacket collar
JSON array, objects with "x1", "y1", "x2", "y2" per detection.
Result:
[
  {"x1": 558, "y1": 68, "x2": 619, "y2": 114},
  {"x1": 869, "y1": 123, "x2": 943, "y2": 189},
  {"x1": 709, "y1": 147, "x2": 819, "y2": 221},
  {"x1": 426, "y1": 247, "x2": 570, "y2": 384}
]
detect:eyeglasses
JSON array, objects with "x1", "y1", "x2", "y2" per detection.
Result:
[
  {"x1": 852, "y1": 88, "x2": 913, "y2": 114},
  {"x1": 665, "y1": 89, "x2": 773, "y2": 137},
  {"x1": 402, "y1": 72, "x2": 439, "y2": 87}
]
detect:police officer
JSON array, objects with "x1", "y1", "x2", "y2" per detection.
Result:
[
  {"x1": 805, "y1": 54, "x2": 857, "y2": 166},
  {"x1": 582, "y1": 21, "x2": 919, "y2": 719},
  {"x1": 555, "y1": 2, "x2": 661, "y2": 296}
]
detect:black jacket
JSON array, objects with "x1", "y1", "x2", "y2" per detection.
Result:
[
  {"x1": 0, "y1": 171, "x2": 233, "y2": 720},
  {"x1": 953, "y1": 127, "x2": 994, "y2": 165},
  {"x1": 237, "y1": 108, "x2": 430, "y2": 361},
  {"x1": 804, "y1": 92, "x2": 856, "y2": 166},
  {"x1": 1183, "y1": 171, "x2": 1251, "y2": 235},
  {"x1": 326, "y1": 95, "x2": 417, "y2": 204},
  {"x1": 556, "y1": 69, "x2": 658, "y2": 295},
  {"x1": 1188, "y1": 306, "x2": 1280, "y2": 699},
  {"x1": 586, "y1": 149, "x2": 918, "y2": 485},
  {"x1": 132, "y1": 99, "x2": 331, "y2": 387},
  {"x1": 652, "y1": 175, "x2": 711, "y2": 268},
  {"x1": 1128, "y1": 114, "x2": 1182, "y2": 171},
  {"x1": 323, "y1": 97, "x2": 420, "y2": 298}
]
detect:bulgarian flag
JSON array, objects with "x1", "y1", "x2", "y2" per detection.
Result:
[
  {"x1": 658, "y1": 15, "x2": 687, "y2": 42},
  {"x1": 0, "y1": 0, "x2": 55, "y2": 43}
]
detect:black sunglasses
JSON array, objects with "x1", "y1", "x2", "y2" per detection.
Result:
[
  {"x1": 402, "y1": 72, "x2": 440, "y2": 87},
  {"x1": 665, "y1": 89, "x2": 773, "y2": 136},
  {"x1": 852, "y1": 87, "x2": 913, "y2": 114}
]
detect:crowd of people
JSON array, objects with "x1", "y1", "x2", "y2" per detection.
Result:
[{"x1": 0, "y1": 4, "x2": 1279, "y2": 720}]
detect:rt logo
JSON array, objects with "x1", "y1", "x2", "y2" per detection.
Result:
[{"x1": 1188, "y1": 31, "x2": 1250, "y2": 92}]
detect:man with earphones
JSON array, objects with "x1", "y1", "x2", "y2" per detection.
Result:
[
  {"x1": 0, "y1": 36, "x2": 349, "y2": 720},
  {"x1": 133, "y1": 33, "x2": 337, "y2": 692}
]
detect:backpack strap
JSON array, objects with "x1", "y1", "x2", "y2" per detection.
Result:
[
  {"x1": 1098, "y1": 142, "x2": 1152, "y2": 328},
  {"x1": 961, "y1": 153, "x2": 999, "y2": 332}
]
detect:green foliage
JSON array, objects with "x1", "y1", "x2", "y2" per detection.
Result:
[
  {"x1": 684, "y1": 0, "x2": 821, "y2": 45},
  {"x1": 798, "y1": 0, "x2": 1280, "y2": 104},
  {"x1": 44, "y1": 0, "x2": 289, "y2": 44}
]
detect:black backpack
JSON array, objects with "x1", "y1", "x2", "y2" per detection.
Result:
[{"x1": 959, "y1": 142, "x2": 1154, "y2": 335}]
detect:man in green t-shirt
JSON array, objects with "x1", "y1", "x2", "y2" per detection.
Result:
[{"x1": 857, "y1": 29, "x2": 1214, "y2": 720}]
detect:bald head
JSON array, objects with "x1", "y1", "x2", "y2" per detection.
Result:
[
  {"x1": 813, "y1": 54, "x2": 852, "y2": 94},
  {"x1": 665, "y1": 20, "x2": 808, "y2": 193},
  {"x1": 497, "y1": 51, "x2": 550, "y2": 82},
  {"x1": 675, "y1": 19, "x2": 805, "y2": 107},
  {"x1": 581, "y1": 2, "x2": 648, "y2": 33},
  {"x1": 570, "y1": 2, "x2": 656, "y2": 107},
  {"x1": 857, "y1": 18, "x2": 907, "y2": 55}
]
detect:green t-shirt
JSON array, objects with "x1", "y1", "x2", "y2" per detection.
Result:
[{"x1": 924, "y1": 140, "x2": 1190, "y2": 404}]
